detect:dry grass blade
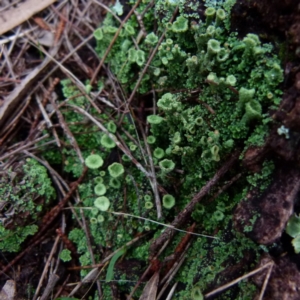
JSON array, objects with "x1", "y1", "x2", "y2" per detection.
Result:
[
  {"x1": 32, "y1": 235, "x2": 60, "y2": 300},
  {"x1": 165, "y1": 282, "x2": 178, "y2": 300},
  {"x1": 139, "y1": 271, "x2": 159, "y2": 300},
  {"x1": 157, "y1": 241, "x2": 192, "y2": 300},
  {"x1": 0, "y1": 46, "x2": 58, "y2": 127}
]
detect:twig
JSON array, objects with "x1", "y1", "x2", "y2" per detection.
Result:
[
  {"x1": 79, "y1": 208, "x2": 102, "y2": 296},
  {"x1": 204, "y1": 261, "x2": 274, "y2": 298},
  {"x1": 258, "y1": 262, "x2": 273, "y2": 300},
  {"x1": 40, "y1": 273, "x2": 60, "y2": 300},
  {"x1": 0, "y1": 0, "x2": 57, "y2": 35},
  {"x1": 0, "y1": 45, "x2": 59, "y2": 128},
  {"x1": 53, "y1": 274, "x2": 70, "y2": 299},
  {"x1": 22, "y1": 151, "x2": 84, "y2": 228},
  {"x1": 162, "y1": 223, "x2": 195, "y2": 282},
  {"x1": 150, "y1": 151, "x2": 239, "y2": 257},
  {"x1": 56, "y1": 228, "x2": 77, "y2": 256},
  {"x1": 157, "y1": 241, "x2": 191, "y2": 300},
  {"x1": 0, "y1": 134, "x2": 49, "y2": 161},
  {"x1": 139, "y1": 123, "x2": 162, "y2": 218},
  {"x1": 28, "y1": 78, "x2": 60, "y2": 140},
  {"x1": 206, "y1": 173, "x2": 242, "y2": 204},
  {"x1": 32, "y1": 235, "x2": 60, "y2": 300},
  {"x1": 110, "y1": 211, "x2": 216, "y2": 239},
  {"x1": 49, "y1": 91, "x2": 84, "y2": 163}
]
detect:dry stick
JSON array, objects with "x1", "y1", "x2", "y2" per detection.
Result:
[
  {"x1": 56, "y1": 228, "x2": 77, "y2": 256},
  {"x1": 90, "y1": 0, "x2": 142, "y2": 86},
  {"x1": 35, "y1": 94, "x2": 54, "y2": 129},
  {"x1": 35, "y1": 94, "x2": 61, "y2": 149},
  {"x1": 48, "y1": 93, "x2": 84, "y2": 163},
  {"x1": 79, "y1": 208, "x2": 102, "y2": 297},
  {"x1": 32, "y1": 235, "x2": 60, "y2": 300},
  {"x1": 0, "y1": 134, "x2": 49, "y2": 161},
  {"x1": 162, "y1": 223, "x2": 195, "y2": 284},
  {"x1": 64, "y1": 31, "x2": 91, "y2": 77},
  {"x1": 25, "y1": 33, "x2": 108, "y2": 115},
  {"x1": 139, "y1": 124, "x2": 162, "y2": 218},
  {"x1": 0, "y1": 0, "x2": 57, "y2": 35},
  {"x1": 206, "y1": 172, "x2": 242, "y2": 204},
  {"x1": 204, "y1": 261, "x2": 274, "y2": 299},
  {"x1": 53, "y1": 274, "x2": 70, "y2": 299},
  {"x1": 0, "y1": 45, "x2": 59, "y2": 128},
  {"x1": 0, "y1": 96, "x2": 31, "y2": 147},
  {"x1": 0, "y1": 165, "x2": 87, "y2": 275},
  {"x1": 258, "y1": 262, "x2": 273, "y2": 300},
  {"x1": 157, "y1": 241, "x2": 192, "y2": 300},
  {"x1": 40, "y1": 273, "x2": 60, "y2": 300},
  {"x1": 28, "y1": 77, "x2": 60, "y2": 140},
  {"x1": 150, "y1": 151, "x2": 240, "y2": 257}
]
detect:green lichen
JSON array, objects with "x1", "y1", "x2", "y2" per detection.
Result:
[
  {"x1": 45, "y1": 0, "x2": 285, "y2": 297},
  {"x1": 0, "y1": 158, "x2": 55, "y2": 252}
]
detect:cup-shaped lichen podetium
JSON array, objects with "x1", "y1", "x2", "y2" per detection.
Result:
[
  {"x1": 94, "y1": 183, "x2": 107, "y2": 196},
  {"x1": 153, "y1": 147, "x2": 165, "y2": 159},
  {"x1": 85, "y1": 154, "x2": 104, "y2": 169},
  {"x1": 147, "y1": 114, "x2": 164, "y2": 125},
  {"x1": 101, "y1": 134, "x2": 116, "y2": 149},
  {"x1": 207, "y1": 39, "x2": 221, "y2": 56},
  {"x1": 94, "y1": 196, "x2": 110, "y2": 211},
  {"x1": 108, "y1": 162, "x2": 124, "y2": 178},
  {"x1": 159, "y1": 159, "x2": 175, "y2": 173},
  {"x1": 162, "y1": 194, "x2": 175, "y2": 209}
]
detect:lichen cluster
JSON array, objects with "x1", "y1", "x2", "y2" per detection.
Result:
[
  {"x1": 0, "y1": 158, "x2": 55, "y2": 252},
  {"x1": 40, "y1": 0, "x2": 284, "y2": 298}
]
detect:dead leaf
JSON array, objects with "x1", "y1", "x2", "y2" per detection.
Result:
[{"x1": 0, "y1": 0, "x2": 57, "y2": 35}]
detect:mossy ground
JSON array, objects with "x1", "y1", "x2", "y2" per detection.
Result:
[{"x1": 1, "y1": 0, "x2": 300, "y2": 299}]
